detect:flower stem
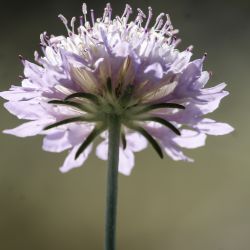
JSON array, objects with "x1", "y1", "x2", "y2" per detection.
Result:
[{"x1": 105, "y1": 114, "x2": 121, "y2": 250}]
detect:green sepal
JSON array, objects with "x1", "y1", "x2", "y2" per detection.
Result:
[
  {"x1": 106, "y1": 77, "x2": 112, "y2": 94},
  {"x1": 126, "y1": 124, "x2": 163, "y2": 159},
  {"x1": 138, "y1": 116, "x2": 181, "y2": 136},
  {"x1": 65, "y1": 92, "x2": 99, "y2": 104},
  {"x1": 121, "y1": 132, "x2": 127, "y2": 150},
  {"x1": 129, "y1": 102, "x2": 185, "y2": 115},
  {"x1": 48, "y1": 100, "x2": 94, "y2": 113},
  {"x1": 119, "y1": 84, "x2": 134, "y2": 107},
  {"x1": 75, "y1": 125, "x2": 105, "y2": 159},
  {"x1": 44, "y1": 116, "x2": 85, "y2": 130}
]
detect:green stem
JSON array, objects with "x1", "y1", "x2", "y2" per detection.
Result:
[{"x1": 105, "y1": 114, "x2": 121, "y2": 250}]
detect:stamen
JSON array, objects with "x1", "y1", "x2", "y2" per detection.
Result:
[
  {"x1": 34, "y1": 51, "x2": 40, "y2": 61},
  {"x1": 71, "y1": 17, "x2": 76, "y2": 33},
  {"x1": 58, "y1": 14, "x2": 72, "y2": 35},
  {"x1": 173, "y1": 38, "x2": 181, "y2": 48},
  {"x1": 153, "y1": 13, "x2": 164, "y2": 29},
  {"x1": 186, "y1": 45, "x2": 194, "y2": 51},
  {"x1": 79, "y1": 16, "x2": 83, "y2": 26},
  {"x1": 106, "y1": 3, "x2": 112, "y2": 21},
  {"x1": 18, "y1": 55, "x2": 25, "y2": 64},
  {"x1": 137, "y1": 8, "x2": 146, "y2": 18},
  {"x1": 201, "y1": 52, "x2": 207, "y2": 62},
  {"x1": 144, "y1": 7, "x2": 153, "y2": 31},
  {"x1": 82, "y1": 3, "x2": 88, "y2": 23},
  {"x1": 155, "y1": 19, "x2": 164, "y2": 30},
  {"x1": 135, "y1": 8, "x2": 146, "y2": 26},
  {"x1": 90, "y1": 9, "x2": 95, "y2": 26},
  {"x1": 124, "y1": 5, "x2": 132, "y2": 25},
  {"x1": 161, "y1": 14, "x2": 171, "y2": 34},
  {"x1": 121, "y1": 4, "x2": 130, "y2": 18}
]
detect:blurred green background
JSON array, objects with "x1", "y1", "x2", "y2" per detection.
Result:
[{"x1": 0, "y1": 0, "x2": 248, "y2": 249}]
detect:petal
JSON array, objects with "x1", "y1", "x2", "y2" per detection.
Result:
[
  {"x1": 126, "y1": 132, "x2": 148, "y2": 152},
  {"x1": 195, "y1": 118, "x2": 234, "y2": 136},
  {"x1": 113, "y1": 41, "x2": 130, "y2": 57},
  {"x1": 96, "y1": 140, "x2": 108, "y2": 161},
  {"x1": 3, "y1": 119, "x2": 53, "y2": 137},
  {"x1": 118, "y1": 149, "x2": 135, "y2": 176},
  {"x1": 59, "y1": 144, "x2": 92, "y2": 173},
  {"x1": 164, "y1": 143, "x2": 194, "y2": 162},
  {"x1": 144, "y1": 62, "x2": 164, "y2": 78},
  {"x1": 42, "y1": 129, "x2": 71, "y2": 153},
  {"x1": 173, "y1": 129, "x2": 207, "y2": 149},
  {"x1": 198, "y1": 83, "x2": 228, "y2": 102},
  {"x1": 170, "y1": 51, "x2": 192, "y2": 72},
  {"x1": 4, "y1": 101, "x2": 48, "y2": 120},
  {"x1": 177, "y1": 59, "x2": 202, "y2": 91},
  {"x1": 0, "y1": 86, "x2": 41, "y2": 101},
  {"x1": 96, "y1": 140, "x2": 135, "y2": 176},
  {"x1": 145, "y1": 125, "x2": 194, "y2": 162},
  {"x1": 193, "y1": 71, "x2": 210, "y2": 89},
  {"x1": 23, "y1": 60, "x2": 44, "y2": 86}
]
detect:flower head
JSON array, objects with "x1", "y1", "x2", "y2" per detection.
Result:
[{"x1": 0, "y1": 3, "x2": 233, "y2": 175}]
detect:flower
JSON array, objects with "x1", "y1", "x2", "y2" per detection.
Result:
[{"x1": 0, "y1": 3, "x2": 234, "y2": 175}]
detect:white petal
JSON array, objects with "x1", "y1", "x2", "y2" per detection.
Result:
[
  {"x1": 193, "y1": 71, "x2": 210, "y2": 89},
  {"x1": 96, "y1": 140, "x2": 135, "y2": 176},
  {"x1": 59, "y1": 144, "x2": 92, "y2": 173},
  {"x1": 42, "y1": 130, "x2": 71, "y2": 152},
  {"x1": 3, "y1": 119, "x2": 53, "y2": 137},
  {"x1": 126, "y1": 133, "x2": 148, "y2": 152},
  {"x1": 44, "y1": 47, "x2": 59, "y2": 66},
  {"x1": 195, "y1": 118, "x2": 234, "y2": 136},
  {"x1": 144, "y1": 63, "x2": 164, "y2": 78},
  {"x1": 118, "y1": 149, "x2": 135, "y2": 176},
  {"x1": 0, "y1": 86, "x2": 40, "y2": 101},
  {"x1": 113, "y1": 41, "x2": 130, "y2": 57},
  {"x1": 173, "y1": 129, "x2": 207, "y2": 149},
  {"x1": 96, "y1": 140, "x2": 108, "y2": 161},
  {"x1": 4, "y1": 101, "x2": 48, "y2": 120},
  {"x1": 170, "y1": 51, "x2": 192, "y2": 72},
  {"x1": 164, "y1": 144, "x2": 194, "y2": 162}
]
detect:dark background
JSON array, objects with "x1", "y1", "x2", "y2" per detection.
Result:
[{"x1": 0, "y1": 0, "x2": 249, "y2": 249}]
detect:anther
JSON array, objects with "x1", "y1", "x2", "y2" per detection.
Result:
[
  {"x1": 135, "y1": 8, "x2": 146, "y2": 26},
  {"x1": 71, "y1": 17, "x2": 76, "y2": 33},
  {"x1": 161, "y1": 14, "x2": 171, "y2": 34},
  {"x1": 186, "y1": 45, "x2": 194, "y2": 51},
  {"x1": 153, "y1": 13, "x2": 164, "y2": 29},
  {"x1": 106, "y1": 3, "x2": 112, "y2": 21},
  {"x1": 121, "y1": 4, "x2": 131, "y2": 18},
  {"x1": 18, "y1": 55, "x2": 25, "y2": 64},
  {"x1": 82, "y1": 3, "x2": 87, "y2": 23},
  {"x1": 58, "y1": 14, "x2": 70, "y2": 32}
]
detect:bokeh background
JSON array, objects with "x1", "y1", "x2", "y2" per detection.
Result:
[{"x1": 0, "y1": 0, "x2": 249, "y2": 249}]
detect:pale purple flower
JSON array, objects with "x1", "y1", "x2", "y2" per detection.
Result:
[{"x1": 0, "y1": 3, "x2": 233, "y2": 175}]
